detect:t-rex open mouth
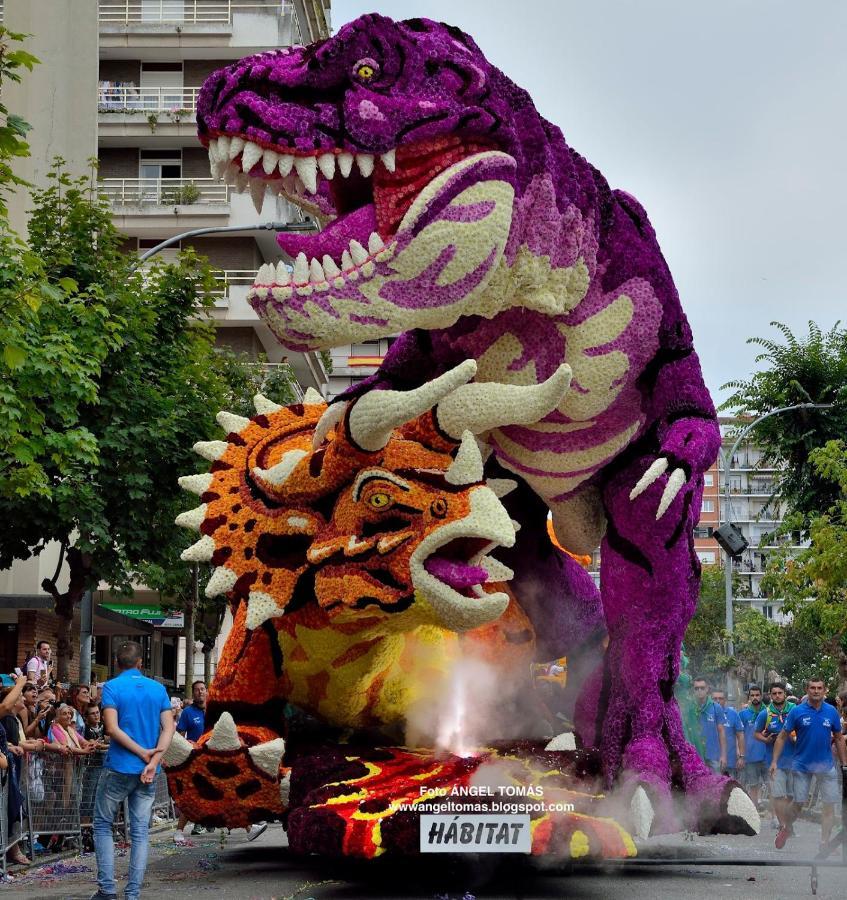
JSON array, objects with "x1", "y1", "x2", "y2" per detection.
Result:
[{"x1": 204, "y1": 133, "x2": 496, "y2": 296}]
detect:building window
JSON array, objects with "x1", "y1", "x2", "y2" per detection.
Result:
[
  {"x1": 704, "y1": 473, "x2": 714, "y2": 487},
  {"x1": 701, "y1": 499, "x2": 714, "y2": 513},
  {"x1": 697, "y1": 551, "x2": 716, "y2": 565},
  {"x1": 693, "y1": 526, "x2": 714, "y2": 539},
  {"x1": 762, "y1": 605, "x2": 773, "y2": 619}
]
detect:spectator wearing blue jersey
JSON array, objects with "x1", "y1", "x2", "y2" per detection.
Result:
[
  {"x1": 756, "y1": 681, "x2": 796, "y2": 849},
  {"x1": 712, "y1": 689, "x2": 744, "y2": 778},
  {"x1": 774, "y1": 677, "x2": 847, "y2": 853},
  {"x1": 739, "y1": 684, "x2": 767, "y2": 807},
  {"x1": 92, "y1": 641, "x2": 175, "y2": 900},
  {"x1": 177, "y1": 680, "x2": 207, "y2": 742},
  {"x1": 692, "y1": 677, "x2": 726, "y2": 772}
]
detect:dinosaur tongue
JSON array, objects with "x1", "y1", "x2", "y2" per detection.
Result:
[
  {"x1": 276, "y1": 204, "x2": 377, "y2": 262},
  {"x1": 424, "y1": 556, "x2": 488, "y2": 591}
]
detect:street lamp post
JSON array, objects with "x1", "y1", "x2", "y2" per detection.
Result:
[{"x1": 717, "y1": 403, "x2": 833, "y2": 668}]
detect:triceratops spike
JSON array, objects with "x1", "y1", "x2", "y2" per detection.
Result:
[
  {"x1": 252, "y1": 448, "x2": 308, "y2": 487},
  {"x1": 205, "y1": 566, "x2": 238, "y2": 598},
  {"x1": 348, "y1": 359, "x2": 478, "y2": 452},
  {"x1": 487, "y1": 478, "x2": 518, "y2": 499},
  {"x1": 246, "y1": 590, "x2": 278, "y2": 631},
  {"x1": 248, "y1": 737, "x2": 286, "y2": 776},
  {"x1": 206, "y1": 712, "x2": 240, "y2": 752},
  {"x1": 180, "y1": 535, "x2": 216, "y2": 563},
  {"x1": 445, "y1": 431, "x2": 484, "y2": 485},
  {"x1": 436, "y1": 363, "x2": 572, "y2": 439},
  {"x1": 302, "y1": 386, "x2": 324, "y2": 404},
  {"x1": 178, "y1": 473, "x2": 213, "y2": 495},
  {"x1": 193, "y1": 440, "x2": 228, "y2": 462},
  {"x1": 312, "y1": 401, "x2": 346, "y2": 449},
  {"x1": 216, "y1": 411, "x2": 251, "y2": 434},
  {"x1": 162, "y1": 731, "x2": 193, "y2": 768},
  {"x1": 253, "y1": 393, "x2": 282, "y2": 415},
  {"x1": 174, "y1": 504, "x2": 207, "y2": 532}
]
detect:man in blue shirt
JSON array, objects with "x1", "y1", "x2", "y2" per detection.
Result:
[
  {"x1": 739, "y1": 684, "x2": 767, "y2": 807},
  {"x1": 712, "y1": 688, "x2": 744, "y2": 778},
  {"x1": 774, "y1": 677, "x2": 847, "y2": 852},
  {"x1": 92, "y1": 641, "x2": 175, "y2": 900},
  {"x1": 693, "y1": 677, "x2": 726, "y2": 772},
  {"x1": 756, "y1": 681, "x2": 796, "y2": 849},
  {"x1": 177, "y1": 680, "x2": 206, "y2": 742}
]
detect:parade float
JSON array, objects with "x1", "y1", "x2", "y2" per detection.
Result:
[{"x1": 164, "y1": 13, "x2": 760, "y2": 857}]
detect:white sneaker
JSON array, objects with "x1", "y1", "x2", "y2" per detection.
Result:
[
  {"x1": 246, "y1": 822, "x2": 268, "y2": 842},
  {"x1": 173, "y1": 831, "x2": 187, "y2": 845}
]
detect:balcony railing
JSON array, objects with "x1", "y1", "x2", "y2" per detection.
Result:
[
  {"x1": 98, "y1": 85, "x2": 201, "y2": 116},
  {"x1": 210, "y1": 269, "x2": 255, "y2": 298},
  {"x1": 98, "y1": 1, "x2": 286, "y2": 24},
  {"x1": 100, "y1": 177, "x2": 231, "y2": 206}
]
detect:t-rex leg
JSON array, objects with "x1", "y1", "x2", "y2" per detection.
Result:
[{"x1": 597, "y1": 451, "x2": 758, "y2": 837}]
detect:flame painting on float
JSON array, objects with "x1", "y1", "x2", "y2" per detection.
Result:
[{"x1": 164, "y1": 13, "x2": 761, "y2": 857}]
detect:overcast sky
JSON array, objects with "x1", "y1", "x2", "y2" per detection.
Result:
[{"x1": 332, "y1": 0, "x2": 846, "y2": 402}]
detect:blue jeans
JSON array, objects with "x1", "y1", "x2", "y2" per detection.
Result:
[{"x1": 94, "y1": 768, "x2": 156, "y2": 899}]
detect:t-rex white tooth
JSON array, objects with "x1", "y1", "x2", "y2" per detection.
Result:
[
  {"x1": 216, "y1": 135, "x2": 231, "y2": 161},
  {"x1": 205, "y1": 566, "x2": 238, "y2": 598},
  {"x1": 356, "y1": 153, "x2": 374, "y2": 178},
  {"x1": 180, "y1": 535, "x2": 216, "y2": 563},
  {"x1": 241, "y1": 141, "x2": 263, "y2": 174},
  {"x1": 248, "y1": 737, "x2": 286, "y2": 776},
  {"x1": 322, "y1": 255, "x2": 341, "y2": 278},
  {"x1": 253, "y1": 392, "x2": 282, "y2": 414},
  {"x1": 249, "y1": 177, "x2": 266, "y2": 214},
  {"x1": 162, "y1": 731, "x2": 193, "y2": 767},
  {"x1": 367, "y1": 232, "x2": 385, "y2": 255},
  {"x1": 445, "y1": 430, "x2": 484, "y2": 485},
  {"x1": 309, "y1": 257, "x2": 325, "y2": 283},
  {"x1": 216, "y1": 411, "x2": 251, "y2": 434},
  {"x1": 341, "y1": 249, "x2": 354, "y2": 272},
  {"x1": 275, "y1": 261, "x2": 290, "y2": 284},
  {"x1": 207, "y1": 712, "x2": 241, "y2": 752},
  {"x1": 262, "y1": 148, "x2": 280, "y2": 175},
  {"x1": 178, "y1": 473, "x2": 213, "y2": 495},
  {"x1": 349, "y1": 240, "x2": 368, "y2": 266},
  {"x1": 292, "y1": 252, "x2": 309, "y2": 284},
  {"x1": 234, "y1": 172, "x2": 249, "y2": 194},
  {"x1": 480, "y1": 556, "x2": 514, "y2": 583},
  {"x1": 380, "y1": 148, "x2": 396, "y2": 172},
  {"x1": 252, "y1": 448, "x2": 308, "y2": 486},
  {"x1": 487, "y1": 478, "x2": 518, "y2": 499},
  {"x1": 222, "y1": 164, "x2": 239, "y2": 185},
  {"x1": 303, "y1": 387, "x2": 323, "y2": 404},
  {"x1": 193, "y1": 440, "x2": 229, "y2": 461},
  {"x1": 174, "y1": 504, "x2": 207, "y2": 531},
  {"x1": 337, "y1": 152, "x2": 354, "y2": 177},
  {"x1": 228, "y1": 136, "x2": 245, "y2": 162},
  {"x1": 629, "y1": 457, "x2": 669, "y2": 501},
  {"x1": 317, "y1": 152, "x2": 335, "y2": 180},
  {"x1": 656, "y1": 468, "x2": 687, "y2": 519},
  {"x1": 246, "y1": 590, "x2": 279, "y2": 631},
  {"x1": 544, "y1": 731, "x2": 576, "y2": 752},
  {"x1": 256, "y1": 263, "x2": 272, "y2": 285},
  {"x1": 278, "y1": 154, "x2": 294, "y2": 177},
  {"x1": 211, "y1": 157, "x2": 229, "y2": 180},
  {"x1": 208, "y1": 144, "x2": 218, "y2": 169},
  {"x1": 293, "y1": 155, "x2": 318, "y2": 193}
]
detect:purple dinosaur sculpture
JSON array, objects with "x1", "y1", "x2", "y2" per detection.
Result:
[{"x1": 195, "y1": 13, "x2": 758, "y2": 838}]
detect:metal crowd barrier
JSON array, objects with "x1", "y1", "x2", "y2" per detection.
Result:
[
  {"x1": 0, "y1": 770, "x2": 9, "y2": 875},
  {"x1": 22, "y1": 752, "x2": 85, "y2": 853}
]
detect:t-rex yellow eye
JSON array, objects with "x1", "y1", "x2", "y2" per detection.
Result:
[
  {"x1": 368, "y1": 492, "x2": 391, "y2": 509},
  {"x1": 352, "y1": 58, "x2": 379, "y2": 81}
]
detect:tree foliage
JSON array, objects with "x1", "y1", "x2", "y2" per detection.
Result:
[
  {"x1": 0, "y1": 27, "x2": 38, "y2": 218},
  {"x1": 722, "y1": 321, "x2": 847, "y2": 526}
]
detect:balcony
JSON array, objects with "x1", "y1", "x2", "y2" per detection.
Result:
[
  {"x1": 99, "y1": 86, "x2": 201, "y2": 143},
  {"x1": 209, "y1": 268, "x2": 255, "y2": 307},
  {"x1": 99, "y1": 1, "x2": 298, "y2": 57},
  {"x1": 101, "y1": 176, "x2": 231, "y2": 234}
]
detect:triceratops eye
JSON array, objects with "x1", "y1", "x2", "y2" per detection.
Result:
[
  {"x1": 352, "y1": 57, "x2": 379, "y2": 81},
  {"x1": 368, "y1": 492, "x2": 391, "y2": 509},
  {"x1": 430, "y1": 497, "x2": 448, "y2": 518}
]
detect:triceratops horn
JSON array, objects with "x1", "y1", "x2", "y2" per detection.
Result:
[
  {"x1": 435, "y1": 364, "x2": 572, "y2": 439},
  {"x1": 348, "y1": 360, "x2": 478, "y2": 452},
  {"x1": 445, "y1": 431, "x2": 484, "y2": 485}
]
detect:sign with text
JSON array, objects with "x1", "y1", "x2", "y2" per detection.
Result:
[{"x1": 420, "y1": 814, "x2": 531, "y2": 853}]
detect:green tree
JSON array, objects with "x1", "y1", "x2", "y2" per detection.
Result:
[
  {"x1": 0, "y1": 161, "x2": 271, "y2": 679},
  {"x1": 722, "y1": 321, "x2": 847, "y2": 527},
  {"x1": 0, "y1": 26, "x2": 38, "y2": 218}
]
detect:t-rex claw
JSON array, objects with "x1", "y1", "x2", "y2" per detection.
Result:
[{"x1": 629, "y1": 786, "x2": 654, "y2": 839}]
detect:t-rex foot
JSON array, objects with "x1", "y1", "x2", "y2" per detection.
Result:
[
  {"x1": 680, "y1": 763, "x2": 760, "y2": 836},
  {"x1": 613, "y1": 736, "x2": 680, "y2": 836},
  {"x1": 163, "y1": 712, "x2": 289, "y2": 829}
]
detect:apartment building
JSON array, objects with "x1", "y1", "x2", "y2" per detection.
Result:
[{"x1": 0, "y1": 0, "x2": 333, "y2": 686}]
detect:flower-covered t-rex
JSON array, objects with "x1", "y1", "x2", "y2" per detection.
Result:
[
  {"x1": 167, "y1": 367, "x2": 640, "y2": 858},
  {"x1": 193, "y1": 14, "x2": 758, "y2": 835}
]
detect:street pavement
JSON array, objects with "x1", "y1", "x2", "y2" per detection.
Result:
[{"x1": 2, "y1": 812, "x2": 845, "y2": 899}]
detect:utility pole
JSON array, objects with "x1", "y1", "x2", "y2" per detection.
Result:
[{"x1": 184, "y1": 563, "x2": 198, "y2": 690}]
